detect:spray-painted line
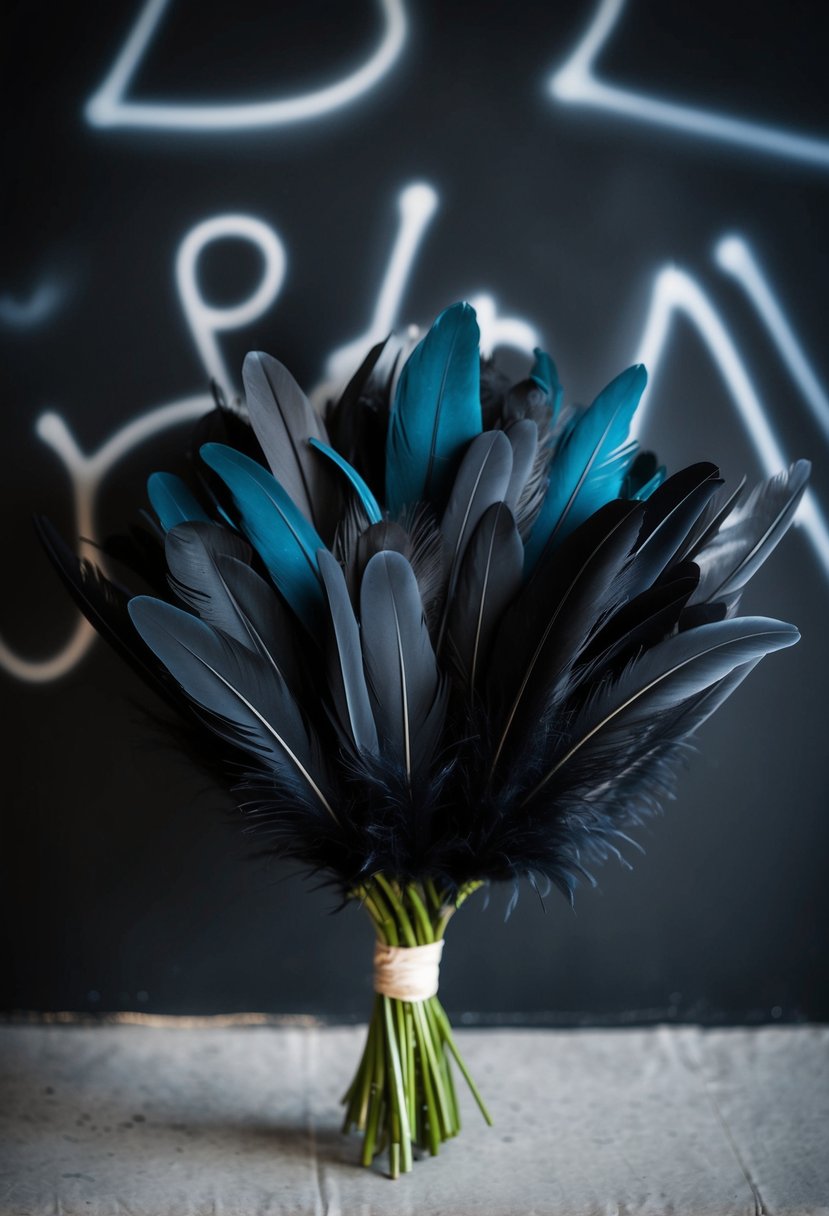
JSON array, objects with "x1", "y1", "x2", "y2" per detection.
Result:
[
  {"x1": 86, "y1": 0, "x2": 407, "y2": 131},
  {"x1": 549, "y1": 0, "x2": 829, "y2": 169},
  {"x1": 633, "y1": 259, "x2": 829, "y2": 578}
]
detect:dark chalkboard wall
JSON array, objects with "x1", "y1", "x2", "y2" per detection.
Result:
[{"x1": 2, "y1": 0, "x2": 828, "y2": 1022}]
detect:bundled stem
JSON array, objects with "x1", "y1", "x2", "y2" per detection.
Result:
[{"x1": 342, "y1": 877, "x2": 492, "y2": 1177}]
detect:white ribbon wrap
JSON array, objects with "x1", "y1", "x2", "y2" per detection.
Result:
[{"x1": 373, "y1": 939, "x2": 444, "y2": 1002}]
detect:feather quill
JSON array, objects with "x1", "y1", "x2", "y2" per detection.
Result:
[
  {"x1": 580, "y1": 561, "x2": 700, "y2": 674},
  {"x1": 212, "y1": 554, "x2": 304, "y2": 692},
  {"x1": 165, "y1": 522, "x2": 253, "y2": 643},
  {"x1": 503, "y1": 420, "x2": 538, "y2": 514}
]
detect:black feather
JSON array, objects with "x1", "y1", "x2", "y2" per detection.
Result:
[
  {"x1": 487, "y1": 500, "x2": 644, "y2": 777},
  {"x1": 445, "y1": 502, "x2": 523, "y2": 693},
  {"x1": 360, "y1": 551, "x2": 447, "y2": 782}
]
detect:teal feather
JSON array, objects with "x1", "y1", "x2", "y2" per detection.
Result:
[
  {"x1": 524, "y1": 363, "x2": 646, "y2": 570},
  {"x1": 530, "y1": 348, "x2": 563, "y2": 422},
  {"x1": 308, "y1": 437, "x2": 382, "y2": 525},
  {"x1": 147, "y1": 472, "x2": 211, "y2": 532},
  {"x1": 385, "y1": 302, "x2": 482, "y2": 515},
  {"x1": 200, "y1": 442, "x2": 325, "y2": 628}
]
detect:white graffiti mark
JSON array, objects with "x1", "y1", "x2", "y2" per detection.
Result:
[
  {"x1": 633, "y1": 256, "x2": 829, "y2": 578},
  {"x1": 176, "y1": 214, "x2": 287, "y2": 400},
  {"x1": 314, "y1": 182, "x2": 541, "y2": 406},
  {"x1": 2, "y1": 394, "x2": 213, "y2": 683},
  {"x1": 0, "y1": 280, "x2": 64, "y2": 329},
  {"x1": 320, "y1": 182, "x2": 439, "y2": 392},
  {"x1": 86, "y1": 0, "x2": 407, "y2": 131},
  {"x1": 470, "y1": 293, "x2": 540, "y2": 361},
  {"x1": 2, "y1": 210, "x2": 286, "y2": 683},
  {"x1": 550, "y1": 0, "x2": 829, "y2": 169},
  {"x1": 715, "y1": 235, "x2": 829, "y2": 444}
]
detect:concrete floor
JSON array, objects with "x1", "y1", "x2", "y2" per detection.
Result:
[{"x1": 1, "y1": 1022, "x2": 827, "y2": 1215}]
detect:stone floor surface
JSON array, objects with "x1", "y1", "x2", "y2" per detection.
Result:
[{"x1": 0, "y1": 1023, "x2": 827, "y2": 1215}]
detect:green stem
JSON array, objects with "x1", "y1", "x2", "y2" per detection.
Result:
[
  {"x1": 344, "y1": 875, "x2": 492, "y2": 1173},
  {"x1": 406, "y1": 883, "x2": 435, "y2": 943},
  {"x1": 374, "y1": 874, "x2": 417, "y2": 947},
  {"x1": 383, "y1": 995, "x2": 413, "y2": 1173},
  {"x1": 431, "y1": 1000, "x2": 493, "y2": 1126}
]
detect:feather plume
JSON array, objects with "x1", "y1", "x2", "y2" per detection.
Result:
[
  {"x1": 242, "y1": 351, "x2": 334, "y2": 536},
  {"x1": 691, "y1": 460, "x2": 810, "y2": 604},
  {"x1": 524, "y1": 364, "x2": 646, "y2": 569},
  {"x1": 147, "y1": 472, "x2": 211, "y2": 532},
  {"x1": 487, "y1": 500, "x2": 644, "y2": 777},
  {"x1": 128, "y1": 596, "x2": 336, "y2": 819},
  {"x1": 165, "y1": 522, "x2": 252, "y2": 641},
  {"x1": 385, "y1": 303, "x2": 482, "y2": 515},
  {"x1": 317, "y1": 548, "x2": 380, "y2": 758},
  {"x1": 522, "y1": 616, "x2": 799, "y2": 809},
  {"x1": 630, "y1": 463, "x2": 721, "y2": 591},
  {"x1": 200, "y1": 442, "x2": 325, "y2": 628},
  {"x1": 359, "y1": 551, "x2": 447, "y2": 782},
  {"x1": 445, "y1": 502, "x2": 523, "y2": 692},
  {"x1": 437, "y1": 429, "x2": 513, "y2": 648}
]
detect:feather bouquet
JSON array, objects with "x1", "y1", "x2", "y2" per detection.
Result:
[{"x1": 39, "y1": 302, "x2": 807, "y2": 1177}]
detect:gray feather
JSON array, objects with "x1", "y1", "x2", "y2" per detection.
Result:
[
  {"x1": 128, "y1": 596, "x2": 335, "y2": 819},
  {"x1": 165, "y1": 522, "x2": 253, "y2": 646},
  {"x1": 317, "y1": 549, "x2": 379, "y2": 758},
  {"x1": 242, "y1": 351, "x2": 332, "y2": 533},
  {"x1": 691, "y1": 460, "x2": 810, "y2": 603},
  {"x1": 359, "y1": 551, "x2": 446, "y2": 780}
]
